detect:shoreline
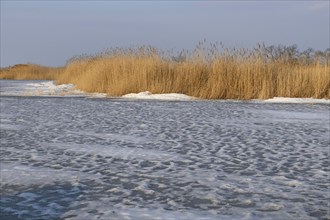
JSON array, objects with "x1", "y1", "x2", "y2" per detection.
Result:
[{"x1": 1, "y1": 79, "x2": 329, "y2": 104}]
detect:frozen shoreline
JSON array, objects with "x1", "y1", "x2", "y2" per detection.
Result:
[{"x1": 0, "y1": 80, "x2": 329, "y2": 103}]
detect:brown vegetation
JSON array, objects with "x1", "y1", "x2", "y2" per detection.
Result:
[
  {"x1": 0, "y1": 64, "x2": 63, "y2": 80},
  {"x1": 1, "y1": 43, "x2": 329, "y2": 99}
]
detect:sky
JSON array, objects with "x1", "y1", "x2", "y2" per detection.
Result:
[{"x1": 0, "y1": 1, "x2": 329, "y2": 67}]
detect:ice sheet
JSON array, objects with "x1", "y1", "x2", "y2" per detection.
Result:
[{"x1": 0, "y1": 80, "x2": 329, "y2": 219}]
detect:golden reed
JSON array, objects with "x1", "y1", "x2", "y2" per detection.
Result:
[{"x1": 1, "y1": 43, "x2": 329, "y2": 99}]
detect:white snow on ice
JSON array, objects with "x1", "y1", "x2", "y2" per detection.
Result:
[
  {"x1": 263, "y1": 97, "x2": 329, "y2": 104},
  {"x1": 0, "y1": 81, "x2": 84, "y2": 97},
  {"x1": 122, "y1": 91, "x2": 195, "y2": 100},
  {"x1": 0, "y1": 80, "x2": 108, "y2": 98},
  {"x1": 23, "y1": 81, "x2": 83, "y2": 96}
]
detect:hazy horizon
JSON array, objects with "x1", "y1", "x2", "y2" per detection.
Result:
[{"x1": 1, "y1": 1, "x2": 329, "y2": 67}]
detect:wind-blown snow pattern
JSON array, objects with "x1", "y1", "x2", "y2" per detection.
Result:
[{"x1": 0, "y1": 80, "x2": 329, "y2": 220}]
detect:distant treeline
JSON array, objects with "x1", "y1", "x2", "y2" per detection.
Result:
[{"x1": 1, "y1": 42, "x2": 329, "y2": 99}]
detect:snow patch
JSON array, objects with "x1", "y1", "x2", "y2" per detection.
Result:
[
  {"x1": 87, "y1": 93, "x2": 108, "y2": 98},
  {"x1": 0, "y1": 80, "x2": 112, "y2": 98},
  {"x1": 122, "y1": 91, "x2": 195, "y2": 100},
  {"x1": 0, "y1": 81, "x2": 85, "y2": 97},
  {"x1": 263, "y1": 97, "x2": 329, "y2": 104},
  {"x1": 23, "y1": 81, "x2": 84, "y2": 96}
]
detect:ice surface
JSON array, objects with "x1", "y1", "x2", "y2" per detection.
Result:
[
  {"x1": 0, "y1": 80, "x2": 329, "y2": 219},
  {"x1": 1, "y1": 163, "x2": 85, "y2": 191}
]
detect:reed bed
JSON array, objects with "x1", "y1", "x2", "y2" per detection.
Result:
[
  {"x1": 1, "y1": 43, "x2": 329, "y2": 99},
  {"x1": 0, "y1": 64, "x2": 63, "y2": 80}
]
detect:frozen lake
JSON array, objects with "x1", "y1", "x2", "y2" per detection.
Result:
[{"x1": 0, "y1": 80, "x2": 329, "y2": 220}]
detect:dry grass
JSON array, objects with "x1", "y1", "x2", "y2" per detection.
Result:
[
  {"x1": 0, "y1": 64, "x2": 63, "y2": 80},
  {"x1": 1, "y1": 44, "x2": 329, "y2": 99}
]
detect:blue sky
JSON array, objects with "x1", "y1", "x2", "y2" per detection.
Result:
[{"x1": 1, "y1": 1, "x2": 329, "y2": 67}]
